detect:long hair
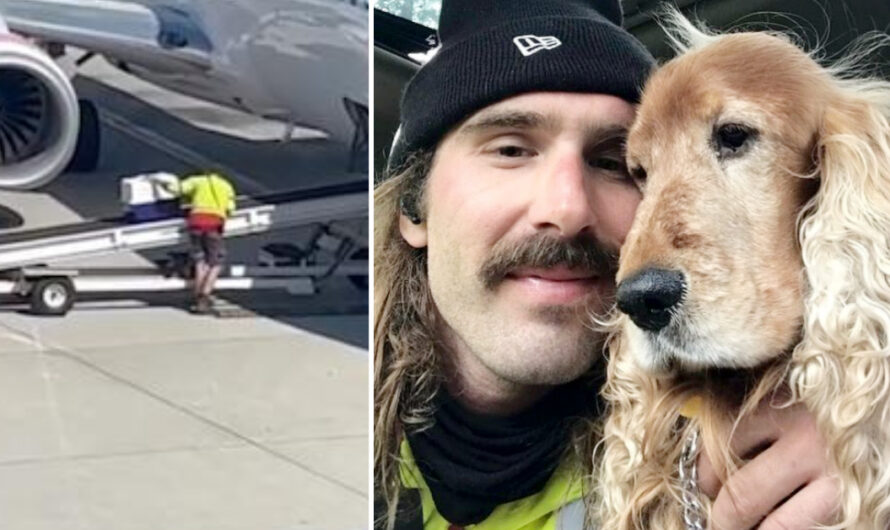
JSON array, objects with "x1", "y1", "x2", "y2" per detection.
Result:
[
  {"x1": 373, "y1": 151, "x2": 441, "y2": 530},
  {"x1": 792, "y1": 55, "x2": 890, "y2": 530}
]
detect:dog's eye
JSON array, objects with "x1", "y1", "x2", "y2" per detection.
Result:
[
  {"x1": 714, "y1": 123, "x2": 756, "y2": 158},
  {"x1": 631, "y1": 166, "x2": 647, "y2": 181}
]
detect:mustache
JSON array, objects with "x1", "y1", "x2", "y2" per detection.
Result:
[{"x1": 479, "y1": 233, "x2": 619, "y2": 290}]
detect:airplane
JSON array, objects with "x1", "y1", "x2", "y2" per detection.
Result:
[{"x1": 0, "y1": 0, "x2": 369, "y2": 190}]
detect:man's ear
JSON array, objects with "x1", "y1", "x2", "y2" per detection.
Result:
[{"x1": 399, "y1": 214, "x2": 428, "y2": 248}]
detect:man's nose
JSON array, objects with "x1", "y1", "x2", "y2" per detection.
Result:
[{"x1": 528, "y1": 153, "x2": 595, "y2": 237}]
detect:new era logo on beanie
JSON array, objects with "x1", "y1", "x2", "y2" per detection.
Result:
[
  {"x1": 513, "y1": 35, "x2": 562, "y2": 57},
  {"x1": 388, "y1": 0, "x2": 656, "y2": 171}
]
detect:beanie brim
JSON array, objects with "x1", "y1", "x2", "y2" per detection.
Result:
[{"x1": 390, "y1": 14, "x2": 654, "y2": 169}]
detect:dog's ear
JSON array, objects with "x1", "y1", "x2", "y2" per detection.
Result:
[
  {"x1": 792, "y1": 88, "x2": 890, "y2": 527},
  {"x1": 597, "y1": 327, "x2": 696, "y2": 530}
]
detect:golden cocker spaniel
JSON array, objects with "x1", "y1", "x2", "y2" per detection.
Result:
[{"x1": 597, "y1": 11, "x2": 890, "y2": 530}]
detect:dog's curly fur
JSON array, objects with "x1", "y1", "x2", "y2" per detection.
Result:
[{"x1": 595, "y1": 10, "x2": 890, "y2": 530}]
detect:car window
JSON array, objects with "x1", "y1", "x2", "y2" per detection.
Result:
[{"x1": 376, "y1": 0, "x2": 441, "y2": 29}]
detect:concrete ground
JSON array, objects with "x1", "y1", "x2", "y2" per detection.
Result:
[
  {"x1": 0, "y1": 308, "x2": 367, "y2": 530},
  {"x1": 0, "y1": 57, "x2": 369, "y2": 529}
]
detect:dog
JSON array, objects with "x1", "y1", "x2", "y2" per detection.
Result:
[{"x1": 596, "y1": 10, "x2": 890, "y2": 530}]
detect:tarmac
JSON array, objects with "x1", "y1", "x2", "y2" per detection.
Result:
[{"x1": 0, "y1": 56, "x2": 369, "y2": 529}]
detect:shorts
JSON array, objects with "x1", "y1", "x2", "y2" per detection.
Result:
[{"x1": 189, "y1": 227, "x2": 226, "y2": 266}]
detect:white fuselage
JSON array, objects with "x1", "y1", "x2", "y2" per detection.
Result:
[{"x1": 124, "y1": 0, "x2": 368, "y2": 144}]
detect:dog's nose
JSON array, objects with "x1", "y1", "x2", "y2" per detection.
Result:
[{"x1": 616, "y1": 268, "x2": 686, "y2": 332}]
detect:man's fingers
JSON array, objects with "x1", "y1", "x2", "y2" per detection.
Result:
[
  {"x1": 698, "y1": 447, "x2": 720, "y2": 499},
  {"x1": 757, "y1": 476, "x2": 840, "y2": 530},
  {"x1": 725, "y1": 399, "x2": 803, "y2": 460},
  {"x1": 707, "y1": 428, "x2": 822, "y2": 530},
  {"x1": 697, "y1": 401, "x2": 813, "y2": 497}
]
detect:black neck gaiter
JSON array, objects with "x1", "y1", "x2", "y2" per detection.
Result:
[{"x1": 405, "y1": 380, "x2": 597, "y2": 526}]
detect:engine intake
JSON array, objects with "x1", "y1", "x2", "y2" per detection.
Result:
[{"x1": 0, "y1": 28, "x2": 79, "y2": 189}]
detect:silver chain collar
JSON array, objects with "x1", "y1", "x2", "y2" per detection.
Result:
[{"x1": 679, "y1": 428, "x2": 706, "y2": 530}]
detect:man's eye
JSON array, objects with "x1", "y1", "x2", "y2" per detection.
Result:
[
  {"x1": 496, "y1": 145, "x2": 529, "y2": 157},
  {"x1": 590, "y1": 157, "x2": 626, "y2": 172}
]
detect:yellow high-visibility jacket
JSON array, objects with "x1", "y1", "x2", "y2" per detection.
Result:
[
  {"x1": 396, "y1": 440, "x2": 585, "y2": 530},
  {"x1": 174, "y1": 173, "x2": 236, "y2": 219}
]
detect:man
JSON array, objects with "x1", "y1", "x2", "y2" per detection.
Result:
[
  {"x1": 374, "y1": 1, "x2": 838, "y2": 529},
  {"x1": 155, "y1": 170, "x2": 236, "y2": 314}
]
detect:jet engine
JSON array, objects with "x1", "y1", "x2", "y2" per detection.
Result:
[{"x1": 0, "y1": 16, "x2": 84, "y2": 189}]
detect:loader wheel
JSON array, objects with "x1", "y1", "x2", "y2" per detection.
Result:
[{"x1": 30, "y1": 277, "x2": 75, "y2": 316}]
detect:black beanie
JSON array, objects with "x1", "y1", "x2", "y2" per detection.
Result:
[{"x1": 389, "y1": 0, "x2": 656, "y2": 169}]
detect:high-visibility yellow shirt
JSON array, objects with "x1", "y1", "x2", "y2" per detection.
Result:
[
  {"x1": 399, "y1": 439, "x2": 585, "y2": 530},
  {"x1": 176, "y1": 173, "x2": 236, "y2": 219}
]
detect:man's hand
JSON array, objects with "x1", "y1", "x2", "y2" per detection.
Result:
[{"x1": 697, "y1": 402, "x2": 839, "y2": 530}]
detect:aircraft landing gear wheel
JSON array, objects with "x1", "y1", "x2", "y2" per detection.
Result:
[
  {"x1": 67, "y1": 99, "x2": 100, "y2": 172},
  {"x1": 348, "y1": 248, "x2": 368, "y2": 290},
  {"x1": 30, "y1": 278, "x2": 75, "y2": 316}
]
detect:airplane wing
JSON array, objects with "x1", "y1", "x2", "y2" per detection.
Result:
[{"x1": 0, "y1": 0, "x2": 212, "y2": 73}]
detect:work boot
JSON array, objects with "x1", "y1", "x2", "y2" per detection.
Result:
[{"x1": 190, "y1": 295, "x2": 212, "y2": 315}]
